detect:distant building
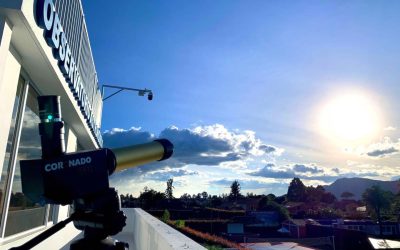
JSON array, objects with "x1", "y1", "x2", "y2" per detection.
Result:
[
  {"x1": 307, "y1": 223, "x2": 400, "y2": 250},
  {"x1": 285, "y1": 202, "x2": 305, "y2": 216},
  {"x1": 239, "y1": 242, "x2": 315, "y2": 250},
  {"x1": 332, "y1": 220, "x2": 400, "y2": 237},
  {"x1": 225, "y1": 211, "x2": 281, "y2": 240},
  {"x1": 227, "y1": 223, "x2": 244, "y2": 234},
  {"x1": 236, "y1": 198, "x2": 260, "y2": 211},
  {"x1": 281, "y1": 219, "x2": 320, "y2": 238},
  {"x1": 356, "y1": 206, "x2": 367, "y2": 212},
  {"x1": 219, "y1": 197, "x2": 261, "y2": 211}
]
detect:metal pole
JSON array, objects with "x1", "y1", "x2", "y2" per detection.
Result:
[
  {"x1": 102, "y1": 84, "x2": 151, "y2": 93},
  {"x1": 101, "y1": 84, "x2": 152, "y2": 101}
]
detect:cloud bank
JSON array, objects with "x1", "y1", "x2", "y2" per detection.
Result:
[
  {"x1": 144, "y1": 168, "x2": 198, "y2": 181},
  {"x1": 104, "y1": 124, "x2": 397, "y2": 196},
  {"x1": 104, "y1": 124, "x2": 281, "y2": 178},
  {"x1": 364, "y1": 137, "x2": 400, "y2": 158},
  {"x1": 248, "y1": 163, "x2": 380, "y2": 183}
]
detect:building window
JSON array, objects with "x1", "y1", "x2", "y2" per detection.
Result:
[
  {"x1": 0, "y1": 77, "x2": 25, "y2": 231},
  {"x1": 0, "y1": 77, "x2": 53, "y2": 237}
]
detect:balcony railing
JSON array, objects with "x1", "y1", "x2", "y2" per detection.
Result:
[
  {"x1": 1, "y1": 208, "x2": 206, "y2": 249},
  {"x1": 119, "y1": 208, "x2": 206, "y2": 250}
]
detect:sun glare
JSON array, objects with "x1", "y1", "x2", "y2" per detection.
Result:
[{"x1": 318, "y1": 91, "x2": 381, "y2": 143}]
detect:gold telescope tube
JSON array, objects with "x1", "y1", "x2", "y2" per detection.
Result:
[{"x1": 111, "y1": 139, "x2": 173, "y2": 172}]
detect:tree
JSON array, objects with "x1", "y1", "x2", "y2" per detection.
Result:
[
  {"x1": 392, "y1": 194, "x2": 400, "y2": 222},
  {"x1": 305, "y1": 186, "x2": 324, "y2": 202},
  {"x1": 321, "y1": 191, "x2": 336, "y2": 204},
  {"x1": 362, "y1": 185, "x2": 394, "y2": 236},
  {"x1": 180, "y1": 193, "x2": 192, "y2": 208},
  {"x1": 341, "y1": 191, "x2": 355, "y2": 200},
  {"x1": 287, "y1": 178, "x2": 306, "y2": 202},
  {"x1": 162, "y1": 209, "x2": 170, "y2": 222},
  {"x1": 139, "y1": 187, "x2": 165, "y2": 209},
  {"x1": 246, "y1": 192, "x2": 257, "y2": 198},
  {"x1": 267, "y1": 193, "x2": 276, "y2": 201},
  {"x1": 229, "y1": 180, "x2": 242, "y2": 201},
  {"x1": 10, "y1": 192, "x2": 28, "y2": 208},
  {"x1": 275, "y1": 194, "x2": 287, "y2": 204},
  {"x1": 210, "y1": 195, "x2": 222, "y2": 207},
  {"x1": 165, "y1": 178, "x2": 174, "y2": 199},
  {"x1": 258, "y1": 200, "x2": 290, "y2": 222}
]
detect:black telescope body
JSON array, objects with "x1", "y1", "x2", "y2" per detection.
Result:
[
  {"x1": 15, "y1": 96, "x2": 173, "y2": 250},
  {"x1": 20, "y1": 96, "x2": 173, "y2": 205},
  {"x1": 20, "y1": 140, "x2": 173, "y2": 205}
]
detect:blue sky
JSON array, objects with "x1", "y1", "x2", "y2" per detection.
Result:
[{"x1": 82, "y1": 1, "x2": 400, "y2": 197}]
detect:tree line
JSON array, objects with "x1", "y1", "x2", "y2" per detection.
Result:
[{"x1": 120, "y1": 177, "x2": 400, "y2": 231}]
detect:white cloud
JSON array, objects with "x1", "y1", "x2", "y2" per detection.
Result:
[
  {"x1": 247, "y1": 162, "x2": 386, "y2": 184},
  {"x1": 209, "y1": 178, "x2": 289, "y2": 196},
  {"x1": 362, "y1": 137, "x2": 399, "y2": 158},
  {"x1": 104, "y1": 124, "x2": 282, "y2": 186},
  {"x1": 384, "y1": 126, "x2": 396, "y2": 131},
  {"x1": 144, "y1": 167, "x2": 198, "y2": 181},
  {"x1": 104, "y1": 124, "x2": 281, "y2": 169},
  {"x1": 103, "y1": 127, "x2": 155, "y2": 148}
]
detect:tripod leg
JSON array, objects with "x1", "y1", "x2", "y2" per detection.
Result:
[
  {"x1": 70, "y1": 237, "x2": 129, "y2": 250},
  {"x1": 9, "y1": 215, "x2": 75, "y2": 250}
]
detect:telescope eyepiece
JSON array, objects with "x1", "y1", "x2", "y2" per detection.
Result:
[{"x1": 154, "y1": 139, "x2": 173, "y2": 161}]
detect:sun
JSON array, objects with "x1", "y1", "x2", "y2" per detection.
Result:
[{"x1": 318, "y1": 91, "x2": 381, "y2": 143}]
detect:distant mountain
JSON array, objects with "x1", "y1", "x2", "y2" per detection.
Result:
[{"x1": 324, "y1": 177, "x2": 399, "y2": 200}]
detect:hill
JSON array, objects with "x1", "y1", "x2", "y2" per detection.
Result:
[{"x1": 324, "y1": 177, "x2": 399, "y2": 200}]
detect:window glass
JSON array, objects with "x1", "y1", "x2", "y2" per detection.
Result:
[
  {"x1": 4, "y1": 87, "x2": 47, "y2": 236},
  {"x1": 48, "y1": 204, "x2": 54, "y2": 222},
  {"x1": 0, "y1": 78, "x2": 24, "y2": 228}
]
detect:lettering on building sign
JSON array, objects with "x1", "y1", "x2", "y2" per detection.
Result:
[{"x1": 35, "y1": 0, "x2": 102, "y2": 145}]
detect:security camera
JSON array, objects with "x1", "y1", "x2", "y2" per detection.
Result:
[{"x1": 148, "y1": 92, "x2": 153, "y2": 101}]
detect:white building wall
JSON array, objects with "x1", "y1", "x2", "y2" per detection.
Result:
[
  {"x1": 19, "y1": 0, "x2": 102, "y2": 149},
  {"x1": 65, "y1": 128, "x2": 78, "y2": 154},
  {"x1": 130, "y1": 208, "x2": 206, "y2": 250},
  {"x1": 0, "y1": 0, "x2": 103, "y2": 248},
  {"x1": 0, "y1": 17, "x2": 19, "y2": 171}
]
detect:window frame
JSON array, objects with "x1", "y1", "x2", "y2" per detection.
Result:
[{"x1": 0, "y1": 77, "x2": 54, "y2": 239}]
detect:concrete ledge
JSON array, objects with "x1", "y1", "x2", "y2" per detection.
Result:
[
  {"x1": 1, "y1": 208, "x2": 205, "y2": 250},
  {"x1": 125, "y1": 208, "x2": 206, "y2": 250}
]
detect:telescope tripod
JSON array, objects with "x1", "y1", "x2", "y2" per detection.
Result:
[
  {"x1": 71, "y1": 187, "x2": 128, "y2": 250},
  {"x1": 10, "y1": 188, "x2": 128, "y2": 250}
]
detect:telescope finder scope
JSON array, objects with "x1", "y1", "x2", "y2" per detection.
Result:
[
  {"x1": 38, "y1": 95, "x2": 62, "y2": 122},
  {"x1": 37, "y1": 95, "x2": 65, "y2": 159}
]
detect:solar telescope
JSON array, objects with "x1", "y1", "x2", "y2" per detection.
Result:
[{"x1": 12, "y1": 95, "x2": 173, "y2": 250}]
